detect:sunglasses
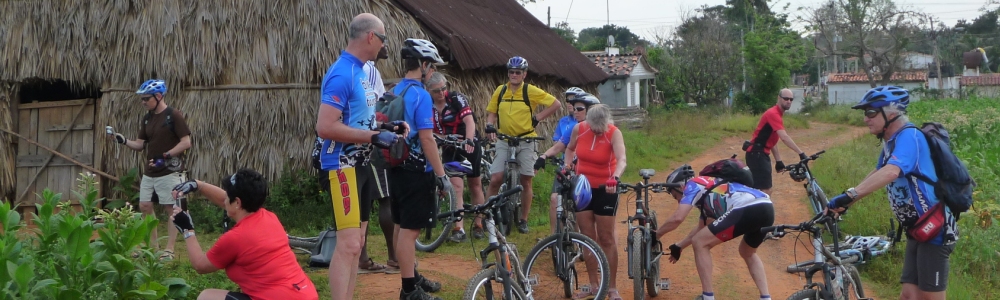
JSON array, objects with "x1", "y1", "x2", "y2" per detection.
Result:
[
  {"x1": 573, "y1": 106, "x2": 587, "y2": 112},
  {"x1": 429, "y1": 86, "x2": 447, "y2": 94},
  {"x1": 140, "y1": 96, "x2": 153, "y2": 102},
  {"x1": 508, "y1": 70, "x2": 524, "y2": 75},
  {"x1": 781, "y1": 96, "x2": 794, "y2": 101},
  {"x1": 371, "y1": 31, "x2": 386, "y2": 43},
  {"x1": 863, "y1": 109, "x2": 881, "y2": 118}
]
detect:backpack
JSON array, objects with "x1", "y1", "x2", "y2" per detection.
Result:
[
  {"x1": 698, "y1": 156, "x2": 755, "y2": 189},
  {"x1": 143, "y1": 106, "x2": 176, "y2": 134},
  {"x1": 495, "y1": 84, "x2": 533, "y2": 136},
  {"x1": 370, "y1": 84, "x2": 416, "y2": 169},
  {"x1": 889, "y1": 123, "x2": 976, "y2": 218}
]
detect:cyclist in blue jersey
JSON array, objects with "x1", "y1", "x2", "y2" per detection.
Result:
[
  {"x1": 828, "y1": 86, "x2": 957, "y2": 300},
  {"x1": 535, "y1": 88, "x2": 598, "y2": 233},
  {"x1": 655, "y1": 162, "x2": 775, "y2": 300},
  {"x1": 390, "y1": 38, "x2": 451, "y2": 300},
  {"x1": 315, "y1": 13, "x2": 401, "y2": 300}
]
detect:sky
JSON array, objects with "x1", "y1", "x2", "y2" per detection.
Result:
[{"x1": 524, "y1": 0, "x2": 998, "y2": 41}]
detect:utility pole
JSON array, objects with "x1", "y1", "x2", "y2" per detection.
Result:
[
  {"x1": 741, "y1": 28, "x2": 746, "y2": 92},
  {"x1": 931, "y1": 18, "x2": 944, "y2": 89},
  {"x1": 547, "y1": 6, "x2": 550, "y2": 27},
  {"x1": 606, "y1": 0, "x2": 610, "y2": 26}
]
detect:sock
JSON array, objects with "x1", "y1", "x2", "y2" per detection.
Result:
[
  {"x1": 760, "y1": 295, "x2": 771, "y2": 300},
  {"x1": 402, "y1": 277, "x2": 417, "y2": 293},
  {"x1": 702, "y1": 292, "x2": 715, "y2": 300}
]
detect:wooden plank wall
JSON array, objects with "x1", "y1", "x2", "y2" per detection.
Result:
[{"x1": 16, "y1": 99, "x2": 95, "y2": 207}]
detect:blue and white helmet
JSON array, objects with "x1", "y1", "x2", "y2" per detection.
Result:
[
  {"x1": 573, "y1": 174, "x2": 592, "y2": 211},
  {"x1": 852, "y1": 86, "x2": 909, "y2": 111},
  {"x1": 136, "y1": 79, "x2": 167, "y2": 95},
  {"x1": 507, "y1": 56, "x2": 529, "y2": 70}
]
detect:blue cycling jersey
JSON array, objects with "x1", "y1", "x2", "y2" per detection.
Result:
[
  {"x1": 318, "y1": 51, "x2": 378, "y2": 170},
  {"x1": 553, "y1": 115, "x2": 577, "y2": 146},
  {"x1": 394, "y1": 78, "x2": 435, "y2": 173}
]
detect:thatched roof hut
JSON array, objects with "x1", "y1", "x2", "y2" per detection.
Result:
[{"x1": 0, "y1": 0, "x2": 607, "y2": 204}]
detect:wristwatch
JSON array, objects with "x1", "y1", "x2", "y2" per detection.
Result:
[
  {"x1": 845, "y1": 187, "x2": 859, "y2": 200},
  {"x1": 183, "y1": 230, "x2": 196, "y2": 239}
]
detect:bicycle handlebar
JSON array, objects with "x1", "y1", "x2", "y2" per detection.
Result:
[
  {"x1": 435, "y1": 186, "x2": 524, "y2": 220},
  {"x1": 616, "y1": 181, "x2": 682, "y2": 194},
  {"x1": 760, "y1": 212, "x2": 833, "y2": 234},
  {"x1": 434, "y1": 134, "x2": 470, "y2": 146},
  {"x1": 495, "y1": 133, "x2": 546, "y2": 142},
  {"x1": 793, "y1": 150, "x2": 826, "y2": 165}
]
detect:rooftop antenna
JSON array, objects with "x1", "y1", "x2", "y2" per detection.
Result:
[{"x1": 606, "y1": 0, "x2": 610, "y2": 26}]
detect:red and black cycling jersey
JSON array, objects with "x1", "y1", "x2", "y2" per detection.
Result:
[
  {"x1": 747, "y1": 105, "x2": 785, "y2": 154},
  {"x1": 433, "y1": 91, "x2": 476, "y2": 137}
]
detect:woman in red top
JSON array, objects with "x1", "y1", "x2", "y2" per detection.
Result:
[
  {"x1": 565, "y1": 104, "x2": 627, "y2": 300},
  {"x1": 170, "y1": 169, "x2": 319, "y2": 300}
]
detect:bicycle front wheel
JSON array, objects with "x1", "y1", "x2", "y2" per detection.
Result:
[
  {"x1": 522, "y1": 232, "x2": 610, "y2": 300},
  {"x1": 809, "y1": 181, "x2": 829, "y2": 215},
  {"x1": 415, "y1": 189, "x2": 455, "y2": 252},
  {"x1": 288, "y1": 236, "x2": 318, "y2": 254},
  {"x1": 786, "y1": 289, "x2": 822, "y2": 300},
  {"x1": 464, "y1": 268, "x2": 529, "y2": 300},
  {"x1": 844, "y1": 265, "x2": 866, "y2": 299},
  {"x1": 630, "y1": 230, "x2": 645, "y2": 300}
]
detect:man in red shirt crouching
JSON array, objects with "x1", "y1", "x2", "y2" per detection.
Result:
[{"x1": 170, "y1": 169, "x2": 318, "y2": 300}]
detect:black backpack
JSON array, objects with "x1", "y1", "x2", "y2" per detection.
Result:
[
  {"x1": 495, "y1": 84, "x2": 533, "y2": 136},
  {"x1": 143, "y1": 107, "x2": 176, "y2": 135},
  {"x1": 698, "y1": 156, "x2": 755, "y2": 189},
  {"x1": 888, "y1": 123, "x2": 976, "y2": 218},
  {"x1": 370, "y1": 84, "x2": 416, "y2": 169}
]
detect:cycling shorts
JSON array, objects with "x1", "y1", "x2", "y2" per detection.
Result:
[
  {"x1": 389, "y1": 168, "x2": 437, "y2": 230},
  {"x1": 443, "y1": 141, "x2": 482, "y2": 178},
  {"x1": 707, "y1": 203, "x2": 774, "y2": 248},
  {"x1": 578, "y1": 188, "x2": 619, "y2": 216},
  {"x1": 900, "y1": 238, "x2": 954, "y2": 292},
  {"x1": 745, "y1": 151, "x2": 773, "y2": 190},
  {"x1": 327, "y1": 167, "x2": 375, "y2": 230}
]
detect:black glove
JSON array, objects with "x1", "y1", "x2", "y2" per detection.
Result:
[
  {"x1": 828, "y1": 193, "x2": 853, "y2": 210},
  {"x1": 379, "y1": 120, "x2": 407, "y2": 134},
  {"x1": 114, "y1": 133, "x2": 127, "y2": 145},
  {"x1": 669, "y1": 244, "x2": 683, "y2": 261},
  {"x1": 775, "y1": 161, "x2": 785, "y2": 172},
  {"x1": 172, "y1": 210, "x2": 195, "y2": 232},
  {"x1": 531, "y1": 116, "x2": 539, "y2": 128},
  {"x1": 172, "y1": 180, "x2": 199, "y2": 195},
  {"x1": 799, "y1": 152, "x2": 809, "y2": 161},
  {"x1": 371, "y1": 131, "x2": 398, "y2": 149},
  {"x1": 484, "y1": 124, "x2": 497, "y2": 134},
  {"x1": 534, "y1": 156, "x2": 546, "y2": 170}
]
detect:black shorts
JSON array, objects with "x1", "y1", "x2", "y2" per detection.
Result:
[
  {"x1": 745, "y1": 151, "x2": 773, "y2": 190},
  {"x1": 225, "y1": 291, "x2": 251, "y2": 300},
  {"x1": 579, "y1": 188, "x2": 619, "y2": 216},
  {"x1": 900, "y1": 238, "x2": 954, "y2": 292},
  {"x1": 389, "y1": 169, "x2": 437, "y2": 230},
  {"x1": 368, "y1": 163, "x2": 391, "y2": 199},
  {"x1": 442, "y1": 141, "x2": 482, "y2": 178},
  {"x1": 707, "y1": 203, "x2": 774, "y2": 248}
]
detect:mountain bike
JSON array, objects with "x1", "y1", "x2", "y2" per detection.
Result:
[
  {"x1": 783, "y1": 150, "x2": 829, "y2": 215},
  {"x1": 493, "y1": 133, "x2": 545, "y2": 236},
  {"x1": 521, "y1": 160, "x2": 611, "y2": 299},
  {"x1": 618, "y1": 169, "x2": 680, "y2": 299},
  {"x1": 413, "y1": 134, "x2": 467, "y2": 252},
  {"x1": 763, "y1": 213, "x2": 872, "y2": 300},
  {"x1": 436, "y1": 186, "x2": 532, "y2": 299}
]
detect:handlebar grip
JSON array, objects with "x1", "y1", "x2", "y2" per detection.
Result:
[
  {"x1": 760, "y1": 226, "x2": 780, "y2": 234},
  {"x1": 436, "y1": 210, "x2": 461, "y2": 220},
  {"x1": 499, "y1": 185, "x2": 523, "y2": 198},
  {"x1": 662, "y1": 182, "x2": 682, "y2": 189},
  {"x1": 815, "y1": 150, "x2": 826, "y2": 156}
]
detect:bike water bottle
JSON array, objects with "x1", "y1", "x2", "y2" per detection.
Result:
[{"x1": 105, "y1": 126, "x2": 114, "y2": 135}]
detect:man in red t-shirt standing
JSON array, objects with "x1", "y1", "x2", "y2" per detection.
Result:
[
  {"x1": 745, "y1": 88, "x2": 807, "y2": 195},
  {"x1": 169, "y1": 169, "x2": 319, "y2": 300}
]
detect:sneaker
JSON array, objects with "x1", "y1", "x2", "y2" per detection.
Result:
[
  {"x1": 416, "y1": 275, "x2": 442, "y2": 293},
  {"x1": 517, "y1": 219, "x2": 529, "y2": 234},
  {"x1": 448, "y1": 230, "x2": 467, "y2": 243},
  {"x1": 399, "y1": 287, "x2": 442, "y2": 300},
  {"x1": 472, "y1": 226, "x2": 485, "y2": 239}
]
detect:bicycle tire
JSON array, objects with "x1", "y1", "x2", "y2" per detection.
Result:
[
  {"x1": 845, "y1": 265, "x2": 866, "y2": 299},
  {"x1": 463, "y1": 267, "x2": 529, "y2": 300},
  {"x1": 808, "y1": 181, "x2": 829, "y2": 215},
  {"x1": 415, "y1": 189, "x2": 455, "y2": 252},
  {"x1": 645, "y1": 212, "x2": 660, "y2": 296},
  {"x1": 786, "y1": 289, "x2": 821, "y2": 300},
  {"x1": 631, "y1": 230, "x2": 645, "y2": 300},
  {"x1": 288, "y1": 236, "x2": 317, "y2": 251},
  {"x1": 522, "y1": 232, "x2": 610, "y2": 300}
]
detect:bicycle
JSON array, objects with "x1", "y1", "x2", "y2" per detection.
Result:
[
  {"x1": 783, "y1": 150, "x2": 829, "y2": 215},
  {"x1": 521, "y1": 160, "x2": 611, "y2": 299},
  {"x1": 436, "y1": 186, "x2": 532, "y2": 299},
  {"x1": 617, "y1": 169, "x2": 680, "y2": 299},
  {"x1": 492, "y1": 133, "x2": 545, "y2": 236},
  {"x1": 412, "y1": 134, "x2": 467, "y2": 252},
  {"x1": 763, "y1": 213, "x2": 872, "y2": 300}
]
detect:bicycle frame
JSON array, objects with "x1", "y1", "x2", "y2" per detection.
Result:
[
  {"x1": 622, "y1": 170, "x2": 664, "y2": 281},
  {"x1": 766, "y1": 214, "x2": 869, "y2": 300},
  {"x1": 788, "y1": 150, "x2": 828, "y2": 215}
]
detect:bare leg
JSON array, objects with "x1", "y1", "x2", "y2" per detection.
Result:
[
  {"x1": 519, "y1": 174, "x2": 534, "y2": 221},
  {"x1": 196, "y1": 289, "x2": 230, "y2": 300},
  {"x1": 328, "y1": 224, "x2": 367, "y2": 300},
  {"x1": 467, "y1": 176, "x2": 486, "y2": 228},
  {"x1": 450, "y1": 177, "x2": 466, "y2": 229},
  {"x1": 548, "y1": 193, "x2": 559, "y2": 234},
  {"x1": 139, "y1": 202, "x2": 159, "y2": 249},
  {"x1": 739, "y1": 240, "x2": 770, "y2": 297},
  {"x1": 595, "y1": 215, "x2": 619, "y2": 288},
  {"x1": 163, "y1": 204, "x2": 178, "y2": 252},
  {"x1": 378, "y1": 197, "x2": 396, "y2": 262},
  {"x1": 397, "y1": 227, "x2": 420, "y2": 279},
  {"x1": 691, "y1": 227, "x2": 725, "y2": 294},
  {"x1": 575, "y1": 211, "x2": 602, "y2": 288}
]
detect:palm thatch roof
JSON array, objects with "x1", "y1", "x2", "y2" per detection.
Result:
[{"x1": 0, "y1": 0, "x2": 598, "y2": 200}]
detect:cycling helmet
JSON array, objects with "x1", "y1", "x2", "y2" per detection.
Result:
[
  {"x1": 787, "y1": 163, "x2": 807, "y2": 182},
  {"x1": 666, "y1": 164, "x2": 695, "y2": 186},
  {"x1": 573, "y1": 174, "x2": 592, "y2": 211},
  {"x1": 845, "y1": 235, "x2": 883, "y2": 250},
  {"x1": 401, "y1": 38, "x2": 445, "y2": 65},
  {"x1": 567, "y1": 93, "x2": 601, "y2": 107},
  {"x1": 507, "y1": 56, "x2": 529, "y2": 70},
  {"x1": 136, "y1": 79, "x2": 167, "y2": 95},
  {"x1": 443, "y1": 160, "x2": 474, "y2": 177},
  {"x1": 852, "y1": 86, "x2": 909, "y2": 111},
  {"x1": 565, "y1": 87, "x2": 586, "y2": 99}
]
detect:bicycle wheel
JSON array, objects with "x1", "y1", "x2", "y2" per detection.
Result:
[
  {"x1": 288, "y1": 236, "x2": 317, "y2": 254},
  {"x1": 630, "y1": 230, "x2": 645, "y2": 300},
  {"x1": 464, "y1": 268, "x2": 529, "y2": 300},
  {"x1": 844, "y1": 265, "x2": 866, "y2": 299},
  {"x1": 645, "y1": 213, "x2": 660, "y2": 296},
  {"x1": 415, "y1": 189, "x2": 455, "y2": 252},
  {"x1": 522, "y1": 232, "x2": 610, "y2": 300},
  {"x1": 786, "y1": 289, "x2": 821, "y2": 300},
  {"x1": 808, "y1": 181, "x2": 829, "y2": 215}
]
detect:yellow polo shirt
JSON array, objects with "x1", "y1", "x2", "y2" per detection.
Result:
[{"x1": 486, "y1": 83, "x2": 556, "y2": 137}]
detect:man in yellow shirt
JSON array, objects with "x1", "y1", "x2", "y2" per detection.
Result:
[{"x1": 484, "y1": 56, "x2": 562, "y2": 234}]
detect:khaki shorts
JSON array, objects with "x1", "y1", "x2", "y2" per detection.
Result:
[
  {"x1": 139, "y1": 172, "x2": 184, "y2": 205},
  {"x1": 489, "y1": 140, "x2": 537, "y2": 176}
]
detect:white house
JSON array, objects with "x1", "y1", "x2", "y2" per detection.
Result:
[
  {"x1": 826, "y1": 71, "x2": 925, "y2": 104},
  {"x1": 583, "y1": 46, "x2": 658, "y2": 108}
]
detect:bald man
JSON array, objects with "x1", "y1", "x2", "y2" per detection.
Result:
[
  {"x1": 315, "y1": 13, "x2": 391, "y2": 300},
  {"x1": 744, "y1": 88, "x2": 807, "y2": 195}
]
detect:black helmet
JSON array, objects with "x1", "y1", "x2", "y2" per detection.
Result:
[{"x1": 667, "y1": 164, "x2": 695, "y2": 186}]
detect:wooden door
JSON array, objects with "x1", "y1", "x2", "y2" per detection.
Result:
[{"x1": 15, "y1": 99, "x2": 96, "y2": 208}]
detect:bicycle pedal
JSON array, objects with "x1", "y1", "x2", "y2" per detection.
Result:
[
  {"x1": 581, "y1": 284, "x2": 591, "y2": 293},
  {"x1": 657, "y1": 278, "x2": 671, "y2": 290},
  {"x1": 527, "y1": 274, "x2": 539, "y2": 286}
]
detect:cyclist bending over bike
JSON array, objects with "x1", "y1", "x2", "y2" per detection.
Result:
[
  {"x1": 655, "y1": 160, "x2": 774, "y2": 300},
  {"x1": 484, "y1": 56, "x2": 562, "y2": 234},
  {"x1": 564, "y1": 103, "x2": 627, "y2": 300},
  {"x1": 427, "y1": 72, "x2": 487, "y2": 242},
  {"x1": 169, "y1": 169, "x2": 319, "y2": 300},
  {"x1": 827, "y1": 86, "x2": 957, "y2": 300},
  {"x1": 536, "y1": 88, "x2": 597, "y2": 233}
]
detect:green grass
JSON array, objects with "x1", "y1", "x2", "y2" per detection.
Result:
[
  {"x1": 807, "y1": 97, "x2": 1000, "y2": 299},
  {"x1": 804, "y1": 103, "x2": 867, "y2": 126}
]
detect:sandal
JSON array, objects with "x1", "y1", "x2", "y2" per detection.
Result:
[
  {"x1": 384, "y1": 259, "x2": 401, "y2": 274},
  {"x1": 608, "y1": 289, "x2": 623, "y2": 300},
  {"x1": 358, "y1": 258, "x2": 388, "y2": 274},
  {"x1": 158, "y1": 250, "x2": 175, "y2": 262}
]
